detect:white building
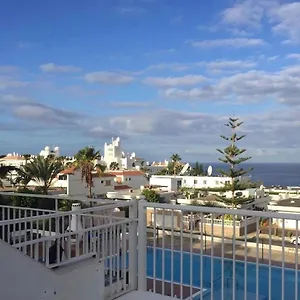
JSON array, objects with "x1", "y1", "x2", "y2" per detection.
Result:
[
  {"x1": 146, "y1": 160, "x2": 169, "y2": 174},
  {"x1": 268, "y1": 198, "x2": 300, "y2": 230},
  {"x1": 103, "y1": 137, "x2": 145, "y2": 170},
  {"x1": 149, "y1": 175, "x2": 232, "y2": 192},
  {"x1": 108, "y1": 170, "x2": 149, "y2": 190},
  {"x1": 103, "y1": 137, "x2": 123, "y2": 168},
  {"x1": 55, "y1": 168, "x2": 149, "y2": 197},
  {"x1": 39, "y1": 146, "x2": 60, "y2": 158},
  {"x1": 0, "y1": 153, "x2": 26, "y2": 168}
]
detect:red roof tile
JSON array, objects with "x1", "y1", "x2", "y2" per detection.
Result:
[
  {"x1": 109, "y1": 170, "x2": 144, "y2": 176},
  {"x1": 114, "y1": 185, "x2": 132, "y2": 190}
]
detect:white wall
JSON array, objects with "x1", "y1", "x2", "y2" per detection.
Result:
[
  {"x1": 0, "y1": 239, "x2": 105, "y2": 300},
  {"x1": 0, "y1": 239, "x2": 58, "y2": 300},
  {"x1": 122, "y1": 174, "x2": 148, "y2": 189},
  {"x1": 149, "y1": 176, "x2": 182, "y2": 192},
  {"x1": 67, "y1": 171, "x2": 115, "y2": 196},
  {"x1": 182, "y1": 176, "x2": 231, "y2": 189}
]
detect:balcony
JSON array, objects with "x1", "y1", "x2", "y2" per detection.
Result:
[{"x1": 0, "y1": 191, "x2": 299, "y2": 300}]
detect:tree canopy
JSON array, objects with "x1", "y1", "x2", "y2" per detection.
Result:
[
  {"x1": 74, "y1": 146, "x2": 101, "y2": 198},
  {"x1": 15, "y1": 156, "x2": 64, "y2": 195},
  {"x1": 216, "y1": 117, "x2": 253, "y2": 207}
]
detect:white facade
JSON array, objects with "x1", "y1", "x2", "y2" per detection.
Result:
[
  {"x1": 149, "y1": 175, "x2": 232, "y2": 192},
  {"x1": 103, "y1": 137, "x2": 123, "y2": 168},
  {"x1": 103, "y1": 137, "x2": 145, "y2": 170},
  {"x1": 149, "y1": 176, "x2": 183, "y2": 192},
  {"x1": 61, "y1": 169, "x2": 116, "y2": 197},
  {"x1": 0, "y1": 153, "x2": 26, "y2": 168},
  {"x1": 108, "y1": 170, "x2": 149, "y2": 190}
]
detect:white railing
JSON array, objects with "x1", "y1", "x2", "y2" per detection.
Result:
[
  {"x1": 2, "y1": 191, "x2": 300, "y2": 300},
  {"x1": 138, "y1": 200, "x2": 300, "y2": 300},
  {"x1": 0, "y1": 192, "x2": 138, "y2": 300}
]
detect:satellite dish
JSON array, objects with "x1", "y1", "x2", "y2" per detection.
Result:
[
  {"x1": 207, "y1": 165, "x2": 213, "y2": 176},
  {"x1": 180, "y1": 163, "x2": 190, "y2": 175}
]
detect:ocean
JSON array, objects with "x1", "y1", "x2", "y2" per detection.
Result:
[{"x1": 192, "y1": 163, "x2": 300, "y2": 187}]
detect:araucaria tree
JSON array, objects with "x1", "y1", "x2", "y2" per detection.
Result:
[{"x1": 216, "y1": 117, "x2": 253, "y2": 208}]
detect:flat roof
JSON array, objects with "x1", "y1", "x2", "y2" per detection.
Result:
[{"x1": 270, "y1": 198, "x2": 300, "y2": 208}]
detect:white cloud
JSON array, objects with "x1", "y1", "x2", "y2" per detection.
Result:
[
  {"x1": 206, "y1": 60, "x2": 257, "y2": 70},
  {"x1": 268, "y1": 2, "x2": 300, "y2": 43},
  {"x1": 39, "y1": 63, "x2": 81, "y2": 73},
  {"x1": 0, "y1": 76, "x2": 28, "y2": 90},
  {"x1": 221, "y1": 0, "x2": 264, "y2": 28},
  {"x1": 161, "y1": 67, "x2": 300, "y2": 105},
  {"x1": 286, "y1": 53, "x2": 300, "y2": 60},
  {"x1": 84, "y1": 71, "x2": 134, "y2": 84},
  {"x1": 143, "y1": 75, "x2": 207, "y2": 88},
  {"x1": 267, "y1": 56, "x2": 279, "y2": 61},
  {"x1": 189, "y1": 38, "x2": 265, "y2": 48},
  {"x1": 110, "y1": 101, "x2": 152, "y2": 108}
]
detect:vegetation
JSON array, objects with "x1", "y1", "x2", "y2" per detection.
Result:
[
  {"x1": 109, "y1": 162, "x2": 119, "y2": 170},
  {"x1": 189, "y1": 161, "x2": 205, "y2": 176},
  {"x1": 15, "y1": 156, "x2": 64, "y2": 195},
  {"x1": 216, "y1": 117, "x2": 253, "y2": 208},
  {"x1": 22, "y1": 154, "x2": 31, "y2": 164},
  {"x1": 170, "y1": 153, "x2": 182, "y2": 175},
  {"x1": 141, "y1": 189, "x2": 160, "y2": 202},
  {"x1": 74, "y1": 146, "x2": 101, "y2": 198},
  {"x1": 0, "y1": 165, "x2": 16, "y2": 187}
]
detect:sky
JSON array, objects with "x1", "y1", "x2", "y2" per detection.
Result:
[{"x1": 1, "y1": 0, "x2": 300, "y2": 163}]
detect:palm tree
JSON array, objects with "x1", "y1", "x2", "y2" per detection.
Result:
[
  {"x1": 15, "y1": 156, "x2": 64, "y2": 194},
  {"x1": 170, "y1": 153, "x2": 181, "y2": 175},
  {"x1": 22, "y1": 154, "x2": 31, "y2": 164},
  {"x1": 74, "y1": 147, "x2": 101, "y2": 198},
  {"x1": 0, "y1": 165, "x2": 17, "y2": 188},
  {"x1": 109, "y1": 162, "x2": 119, "y2": 170}
]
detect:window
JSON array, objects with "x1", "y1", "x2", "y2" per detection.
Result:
[
  {"x1": 215, "y1": 181, "x2": 219, "y2": 185},
  {"x1": 203, "y1": 180, "x2": 207, "y2": 185},
  {"x1": 58, "y1": 175, "x2": 67, "y2": 180},
  {"x1": 194, "y1": 180, "x2": 197, "y2": 184},
  {"x1": 105, "y1": 180, "x2": 111, "y2": 186},
  {"x1": 128, "y1": 177, "x2": 131, "y2": 181},
  {"x1": 183, "y1": 180, "x2": 186, "y2": 183},
  {"x1": 101, "y1": 181, "x2": 104, "y2": 184}
]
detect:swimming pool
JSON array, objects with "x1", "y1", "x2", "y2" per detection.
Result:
[{"x1": 146, "y1": 247, "x2": 300, "y2": 300}]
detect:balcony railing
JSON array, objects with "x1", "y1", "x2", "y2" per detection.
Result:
[
  {"x1": 0, "y1": 192, "x2": 138, "y2": 300},
  {"x1": 139, "y1": 201, "x2": 300, "y2": 300},
  {"x1": 1, "y1": 192, "x2": 300, "y2": 300}
]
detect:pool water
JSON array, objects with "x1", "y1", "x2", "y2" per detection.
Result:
[{"x1": 146, "y1": 248, "x2": 300, "y2": 300}]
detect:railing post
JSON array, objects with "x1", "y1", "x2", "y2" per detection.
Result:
[
  {"x1": 129, "y1": 198, "x2": 138, "y2": 290},
  {"x1": 137, "y1": 197, "x2": 147, "y2": 291}
]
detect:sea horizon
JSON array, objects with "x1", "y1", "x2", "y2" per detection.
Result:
[{"x1": 189, "y1": 162, "x2": 300, "y2": 187}]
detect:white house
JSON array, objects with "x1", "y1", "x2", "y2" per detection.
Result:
[
  {"x1": 58, "y1": 167, "x2": 116, "y2": 197},
  {"x1": 145, "y1": 160, "x2": 169, "y2": 174},
  {"x1": 149, "y1": 175, "x2": 233, "y2": 192},
  {"x1": 268, "y1": 198, "x2": 300, "y2": 230},
  {"x1": 107, "y1": 170, "x2": 149, "y2": 190}
]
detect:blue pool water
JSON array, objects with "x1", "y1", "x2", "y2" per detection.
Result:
[{"x1": 146, "y1": 248, "x2": 300, "y2": 300}]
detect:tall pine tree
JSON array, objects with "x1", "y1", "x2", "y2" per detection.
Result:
[{"x1": 216, "y1": 117, "x2": 253, "y2": 208}]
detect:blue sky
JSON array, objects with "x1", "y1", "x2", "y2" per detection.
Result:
[{"x1": 1, "y1": 0, "x2": 300, "y2": 163}]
